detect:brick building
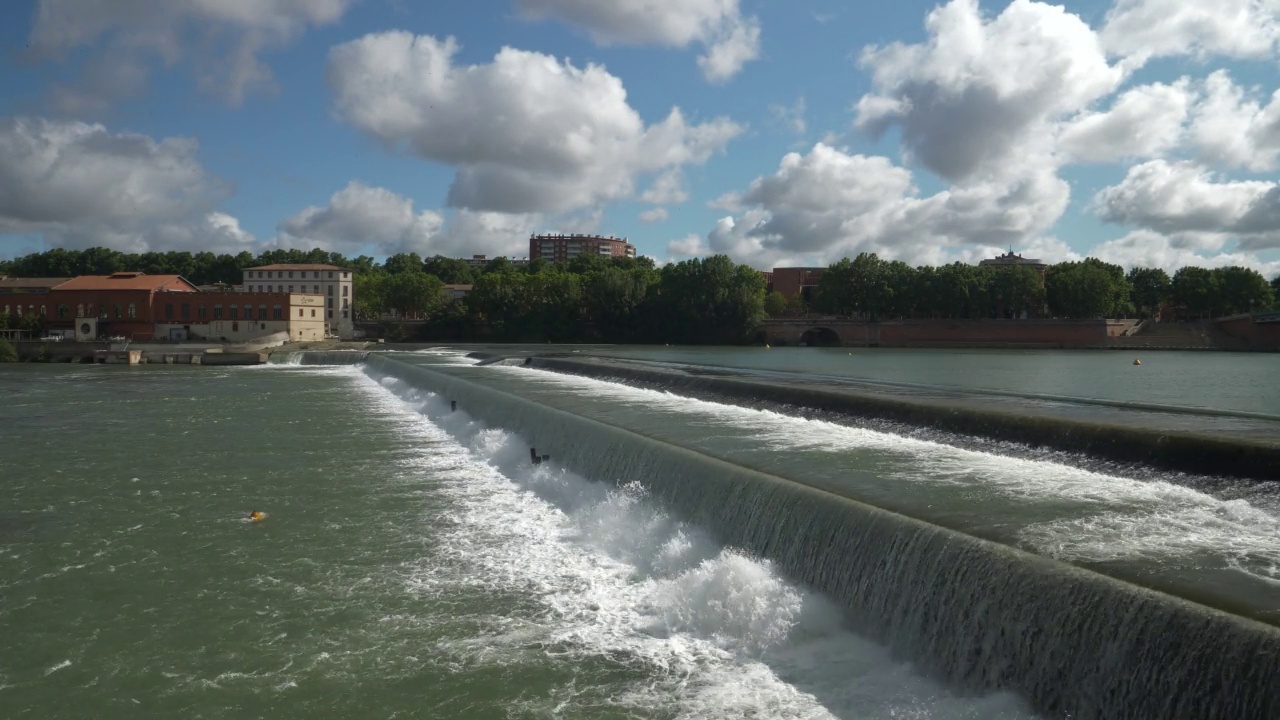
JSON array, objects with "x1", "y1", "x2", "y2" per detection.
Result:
[
  {"x1": 1, "y1": 272, "x2": 324, "y2": 342},
  {"x1": 768, "y1": 267, "x2": 826, "y2": 304},
  {"x1": 529, "y1": 234, "x2": 636, "y2": 264}
]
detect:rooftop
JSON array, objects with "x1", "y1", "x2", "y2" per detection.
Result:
[
  {"x1": 55, "y1": 273, "x2": 199, "y2": 292},
  {"x1": 246, "y1": 264, "x2": 351, "y2": 272},
  {"x1": 980, "y1": 251, "x2": 1046, "y2": 266},
  {"x1": 0, "y1": 277, "x2": 71, "y2": 290}
]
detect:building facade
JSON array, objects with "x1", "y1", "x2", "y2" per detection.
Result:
[
  {"x1": 1, "y1": 272, "x2": 323, "y2": 342},
  {"x1": 979, "y1": 251, "x2": 1048, "y2": 279},
  {"x1": 768, "y1": 267, "x2": 826, "y2": 304},
  {"x1": 238, "y1": 264, "x2": 354, "y2": 339},
  {"x1": 529, "y1": 234, "x2": 636, "y2": 264}
]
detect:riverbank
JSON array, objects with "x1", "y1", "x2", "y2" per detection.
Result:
[{"x1": 7, "y1": 338, "x2": 374, "y2": 365}]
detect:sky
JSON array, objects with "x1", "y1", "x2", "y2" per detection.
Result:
[{"x1": 1, "y1": 0, "x2": 1279, "y2": 276}]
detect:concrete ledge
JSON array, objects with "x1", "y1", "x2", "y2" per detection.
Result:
[{"x1": 199, "y1": 352, "x2": 267, "y2": 365}]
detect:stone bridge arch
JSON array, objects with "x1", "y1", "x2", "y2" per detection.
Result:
[{"x1": 799, "y1": 326, "x2": 841, "y2": 346}]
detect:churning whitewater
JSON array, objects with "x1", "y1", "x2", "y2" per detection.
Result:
[
  {"x1": 481, "y1": 361, "x2": 1280, "y2": 591},
  {"x1": 359, "y1": 367, "x2": 1035, "y2": 718}
]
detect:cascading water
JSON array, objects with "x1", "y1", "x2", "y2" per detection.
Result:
[{"x1": 364, "y1": 353, "x2": 1280, "y2": 720}]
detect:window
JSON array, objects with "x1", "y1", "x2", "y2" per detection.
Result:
[
  {"x1": 260, "y1": 323, "x2": 266, "y2": 330},
  {"x1": 342, "y1": 285, "x2": 348, "y2": 297},
  {"x1": 342, "y1": 272, "x2": 349, "y2": 279},
  {"x1": 198, "y1": 305, "x2": 206, "y2": 320},
  {"x1": 39, "y1": 305, "x2": 47, "y2": 317},
  {"x1": 214, "y1": 304, "x2": 223, "y2": 319},
  {"x1": 259, "y1": 305, "x2": 267, "y2": 319},
  {"x1": 328, "y1": 271, "x2": 334, "y2": 279},
  {"x1": 3, "y1": 306, "x2": 8, "y2": 316},
  {"x1": 277, "y1": 285, "x2": 283, "y2": 293},
  {"x1": 57, "y1": 304, "x2": 68, "y2": 319},
  {"x1": 327, "y1": 310, "x2": 333, "y2": 319},
  {"x1": 114, "y1": 304, "x2": 122, "y2": 319},
  {"x1": 342, "y1": 310, "x2": 348, "y2": 318},
  {"x1": 313, "y1": 271, "x2": 319, "y2": 279},
  {"x1": 298, "y1": 308, "x2": 304, "y2": 317},
  {"x1": 181, "y1": 303, "x2": 190, "y2": 320},
  {"x1": 77, "y1": 304, "x2": 84, "y2": 317},
  {"x1": 342, "y1": 298, "x2": 349, "y2": 309},
  {"x1": 327, "y1": 298, "x2": 333, "y2": 308},
  {"x1": 310, "y1": 309, "x2": 316, "y2": 317},
  {"x1": 272, "y1": 305, "x2": 282, "y2": 320},
  {"x1": 232, "y1": 321, "x2": 238, "y2": 332},
  {"x1": 267, "y1": 271, "x2": 273, "y2": 279},
  {"x1": 313, "y1": 286, "x2": 319, "y2": 293},
  {"x1": 288, "y1": 286, "x2": 294, "y2": 293},
  {"x1": 230, "y1": 305, "x2": 239, "y2": 320},
  {"x1": 127, "y1": 303, "x2": 136, "y2": 319},
  {"x1": 164, "y1": 303, "x2": 174, "y2": 320},
  {"x1": 328, "y1": 286, "x2": 333, "y2": 295},
  {"x1": 288, "y1": 271, "x2": 294, "y2": 279}
]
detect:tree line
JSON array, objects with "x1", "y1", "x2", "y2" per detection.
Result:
[
  {"x1": 2, "y1": 247, "x2": 1278, "y2": 343},
  {"x1": 804, "y1": 253, "x2": 1277, "y2": 321}
]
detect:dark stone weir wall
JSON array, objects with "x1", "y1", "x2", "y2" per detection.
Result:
[
  {"x1": 365, "y1": 354, "x2": 1280, "y2": 720},
  {"x1": 523, "y1": 356, "x2": 1280, "y2": 481}
]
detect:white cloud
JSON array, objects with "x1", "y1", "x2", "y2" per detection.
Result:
[
  {"x1": 327, "y1": 32, "x2": 742, "y2": 215},
  {"x1": 1100, "y1": 0, "x2": 1280, "y2": 64},
  {"x1": 1093, "y1": 160, "x2": 1280, "y2": 250},
  {"x1": 1058, "y1": 79, "x2": 1192, "y2": 163},
  {"x1": 1089, "y1": 230, "x2": 1280, "y2": 276},
  {"x1": 1189, "y1": 71, "x2": 1280, "y2": 172},
  {"x1": 276, "y1": 181, "x2": 444, "y2": 256},
  {"x1": 855, "y1": 0, "x2": 1123, "y2": 182},
  {"x1": 28, "y1": 0, "x2": 358, "y2": 108},
  {"x1": 513, "y1": 0, "x2": 761, "y2": 82},
  {"x1": 640, "y1": 207, "x2": 670, "y2": 223},
  {"x1": 769, "y1": 96, "x2": 808, "y2": 136},
  {"x1": 0, "y1": 116, "x2": 251, "y2": 252},
  {"x1": 688, "y1": 143, "x2": 1069, "y2": 268},
  {"x1": 639, "y1": 169, "x2": 689, "y2": 205}
]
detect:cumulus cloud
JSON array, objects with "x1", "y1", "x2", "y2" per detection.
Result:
[
  {"x1": 1093, "y1": 160, "x2": 1280, "y2": 250},
  {"x1": 28, "y1": 0, "x2": 358, "y2": 109},
  {"x1": 327, "y1": 32, "x2": 741, "y2": 216},
  {"x1": 513, "y1": 0, "x2": 761, "y2": 82},
  {"x1": 1058, "y1": 80, "x2": 1192, "y2": 163},
  {"x1": 684, "y1": 143, "x2": 1069, "y2": 269},
  {"x1": 0, "y1": 116, "x2": 252, "y2": 252},
  {"x1": 855, "y1": 0, "x2": 1123, "y2": 182},
  {"x1": 276, "y1": 181, "x2": 445, "y2": 256},
  {"x1": 639, "y1": 208, "x2": 670, "y2": 224},
  {"x1": 1100, "y1": 0, "x2": 1280, "y2": 64},
  {"x1": 1189, "y1": 71, "x2": 1280, "y2": 172},
  {"x1": 1089, "y1": 230, "x2": 1280, "y2": 276}
]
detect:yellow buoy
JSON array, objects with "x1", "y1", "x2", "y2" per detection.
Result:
[
  {"x1": 1133, "y1": 359, "x2": 1142, "y2": 366},
  {"x1": 765, "y1": 344, "x2": 771, "y2": 349}
]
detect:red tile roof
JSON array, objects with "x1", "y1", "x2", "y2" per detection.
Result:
[
  {"x1": 246, "y1": 264, "x2": 351, "y2": 271},
  {"x1": 0, "y1": 277, "x2": 71, "y2": 290},
  {"x1": 55, "y1": 273, "x2": 200, "y2": 292}
]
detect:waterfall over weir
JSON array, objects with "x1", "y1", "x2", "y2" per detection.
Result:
[{"x1": 362, "y1": 354, "x2": 1280, "y2": 720}]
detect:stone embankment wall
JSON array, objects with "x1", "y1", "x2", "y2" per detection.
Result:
[
  {"x1": 762, "y1": 319, "x2": 1122, "y2": 348},
  {"x1": 1216, "y1": 315, "x2": 1280, "y2": 351}
]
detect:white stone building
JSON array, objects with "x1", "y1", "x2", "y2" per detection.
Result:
[{"x1": 239, "y1": 264, "x2": 354, "y2": 339}]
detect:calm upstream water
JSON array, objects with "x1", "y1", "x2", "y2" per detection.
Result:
[{"x1": 0, "y1": 361, "x2": 1036, "y2": 719}]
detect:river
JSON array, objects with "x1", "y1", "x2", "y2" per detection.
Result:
[{"x1": 3, "y1": 347, "x2": 1278, "y2": 718}]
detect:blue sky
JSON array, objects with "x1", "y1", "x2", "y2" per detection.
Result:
[{"x1": 1, "y1": 0, "x2": 1278, "y2": 277}]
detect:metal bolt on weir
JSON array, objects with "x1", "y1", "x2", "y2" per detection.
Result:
[
  {"x1": 451, "y1": 400, "x2": 457, "y2": 412},
  {"x1": 530, "y1": 448, "x2": 550, "y2": 465}
]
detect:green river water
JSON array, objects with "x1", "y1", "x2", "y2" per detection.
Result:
[{"x1": 1, "y1": 359, "x2": 1042, "y2": 719}]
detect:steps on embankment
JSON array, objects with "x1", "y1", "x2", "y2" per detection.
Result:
[{"x1": 1109, "y1": 321, "x2": 1238, "y2": 350}]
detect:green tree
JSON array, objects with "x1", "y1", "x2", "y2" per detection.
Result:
[
  {"x1": 1272, "y1": 276, "x2": 1280, "y2": 308},
  {"x1": 1171, "y1": 266, "x2": 1216, "y2": 318},
  {"x1": 763, "y1": 291, "x2": 788, "y2": 317},
  {"x1": 654, "y1": 255, "x2": 764, "y2": 343},
  {"x1": 421, "y1": 256, "x2": 476, "y2": 284},
  {"x1": 990, "y1": 265, "x2": 1046, "y2": 318},
  {"x1": 1213, "y1": 266, "x2": 1274, "y2": 316},
  {"x1": 1046, "y1": 259, "x2": 1129, "y2": 318},
  {"x1": 383, "y1": 271, "x2": 445, "y2": 319},
  {"x1": 0, "y1": 339, "x2": 16, "y2": 363},
  {"x1": 383, "y1": 252, "x2": 424, "y2": 275},
  {"x1": 1127, "y1": 267, "x2": 1171, "y2": 318}
]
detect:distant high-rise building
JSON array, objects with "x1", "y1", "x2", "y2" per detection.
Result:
[{"x1": 529, "y1": 234, "x2": 636, "y2": 264}]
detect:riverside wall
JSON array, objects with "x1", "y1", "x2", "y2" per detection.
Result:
[
  {"x1": 761, "y1": 319, "x2": 1132, "y2": 348},
  {"x1": 1215, "y1": 315, "x2": 1280, "y2": 351}
]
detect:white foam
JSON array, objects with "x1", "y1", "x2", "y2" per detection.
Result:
[
  {"x1": 492, "y1": 366, "x2": 1280, "y2": 580},
  {"x1": 357, "y1": 368, "x2": 1035, "y2": 719}
]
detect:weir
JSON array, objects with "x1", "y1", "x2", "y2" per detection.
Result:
[
  {"x1": 268, "y1": 351, "x2": 369, "y2": 365},
  {"x1": 523, "y1": 355, "x2": 1280, "y2": 481},
  {"x1": 364, "y1": 353, "x2": 1280, "y2": 720}
]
